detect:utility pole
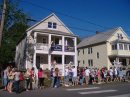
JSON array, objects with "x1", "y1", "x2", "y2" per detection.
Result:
[{"x1": 0, "y1": 0, "x2": 6, "y2": 47}]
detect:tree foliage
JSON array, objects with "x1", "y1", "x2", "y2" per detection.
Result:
[{"x1": 0, "y1": 0, "x2": 31, "y2": 68}]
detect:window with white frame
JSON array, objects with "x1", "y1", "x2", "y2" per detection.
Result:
[
  {"x1": 119, "y1": 43, "x2": 123, "y2": 50},
  {"x1": 124, "y1": 44, "x2": 128, "y2": 50},
  {"x1": 112, "y1": 44, "x2": 117, "y2": 50},
  {"x1": 53, "y1": 23, "x2": 57, "y2": 29},
  {"x1": 88, "y1": 59, "x2": 93, "y2": 66},
  {"x1": 83, "y1": 60, "x2": 85, "y2": 64},
  {"x1": 48, "y1": 22, "x2": 57, "y2": 29},
  {"x1": 88, "y1": 48, "x2": 90, "y2": 54},
  {"x1": 88, "y1": 47, "x2": 92, "y2": 54},
  {"x1": 83, "y1": 49, "x2": 84, "y2": 54},
  {"x1": 91, "y1": 48, "x2": 93, "y2": 53},
  {"x1": 48, "y1": 22, "x2": 52, "y2": 28},
  {"x1": 117, "y1": 33, "x2": 123, "y2": 40}
]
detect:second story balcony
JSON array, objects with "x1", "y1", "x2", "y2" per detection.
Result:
[
  {"x1": 109, "y1": 42, "x2": 130, "y2": 57},
  {"x1": 35, "y1": 33, "x2": 76, "y2": 53},
  {"x1": 110, "y1": 50, "x2": 130, "y2": 56}
]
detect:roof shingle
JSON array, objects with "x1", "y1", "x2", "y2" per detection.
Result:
[{"x1": 77, "y1": 27, "x2": 119, "y2": 48}]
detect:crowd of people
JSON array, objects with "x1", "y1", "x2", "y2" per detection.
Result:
[
  {"x1": 64, "y1": 66, "x2": 130, "y2": 87},
  {"x1": 2, "y1": 66, "x2": 44, "y2": 93},
  {"x1": 2, "y1": 65, "x2": 130, "y2": 94}
]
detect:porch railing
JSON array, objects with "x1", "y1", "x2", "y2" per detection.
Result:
[
  {"x1": 36, "y1": 43, "x2": 49, "y2": 51},
  {"x1": 51, "y1": 44, "x2": 62, "y2": 51},
  {"x1": 65, "y1": 46, "x2": 75, "y2": 52},
  {"x1": 110, "y1": 50, "x2": 130, "y2": 56}
]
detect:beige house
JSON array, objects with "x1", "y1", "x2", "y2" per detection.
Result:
[
  {"x1": 77, "y1": 27, "x2": 130, "y2": 69},
  {"x1": 15, "y1": 13, "x2": 77, "y2": 76}
]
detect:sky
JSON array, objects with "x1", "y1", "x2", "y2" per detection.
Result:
[{"x1": 16, "y1": 0, "x2": 130, "y2": 38}]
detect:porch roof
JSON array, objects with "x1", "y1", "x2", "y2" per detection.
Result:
[{"x1": 31, "y1": 29, "x2": 77, "y2": 37}]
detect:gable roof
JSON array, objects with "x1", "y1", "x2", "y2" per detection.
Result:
[
  {"x1": 77, "y1": 27, "x2": 123, "y2": 48},
  {"x1": 26, "y1": 13, "x2": 74, "y2": 35}
]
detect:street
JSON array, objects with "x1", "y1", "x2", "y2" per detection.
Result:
[{"x1": 0, "y1": 82, "x2": 130, "y2": 97}]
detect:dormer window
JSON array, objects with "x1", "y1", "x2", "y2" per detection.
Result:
[{"x1": 48, "y1": 22, "x2": 57, "y2": 29}]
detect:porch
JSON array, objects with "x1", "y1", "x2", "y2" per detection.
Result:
[
  {"x1": 109, "y1": 56, "x2": 130, "y2": 68},
  {"x1": 35, "y1": 53, "x2": 75, "y2": 75}
]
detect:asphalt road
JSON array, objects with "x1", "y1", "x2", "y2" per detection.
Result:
[{"x1": 0, "y1": 82, "x2": 130, "y2": 97}]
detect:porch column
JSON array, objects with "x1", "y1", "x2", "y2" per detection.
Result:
[
  {"x1": 33, "y1": 32, "x2": 37, "y2": 67},
  {"x1": 48, "y1": 34, "x2": 52, "y2": 70},
  {"x1": 117, "y1": 43, "x2": 119, "y2": 50},
  {"x1": 33, "y1": 32, "x2": 38, "y2": 78},
  {"x1": 62, "y1": 36, "x2": 65, "y2": 76},
  {"x1": 33, "y1": 52, "x2": 36, "y2": 69},
  {"x1": 62, "y1": 55, "x2": 65, "y2": 76},
  {"x1": 62, "y1": 36, "x2": 65, "y2": 52},
  {"x1": 48, "y1": 55, "x2": 51, "y2": 70},
  {"x1": 74, "y1": 37, "x2": 78, "y2": 76}
]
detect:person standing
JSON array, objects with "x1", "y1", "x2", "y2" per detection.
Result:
[
  {"x1": 54, "y1": 68, "x2": 61, "y2": 88},
  {"x1": 97, "y1": 69, "x2": 101, "y2": 84},
  {"x1": 3, "y1": 66, "x2": 10, "y2": 90},
  {"x1": 14, "y1": 68, "x2": 20, "y2": 94},
  {"x1": 109, "y1": 67, "x2": 113, "y2": 82},
  {"x1": 85, "y1": 67, "x2": 90, "y2": 85},
  {"x1": 24, "y1": 68, "x2": 31, "y2": 91},
  {"x1": 64, "y1": 67, "x2": 69, "y2": 87},
  {"x1": 7, "y1": 68, "x2": 15, "y2": 93},
  {"x1": 30, "y1": 67, "x2": 36, "y2": 90},
  {"x1": 38, "y1": 68, "x2": 44, "y2": 89},
  {"x1": 72, "y1": 66, "x2": 77, "y2": 86},
  {"x1": 19, "y1": 71, "x2": 25, "y2": 92}
]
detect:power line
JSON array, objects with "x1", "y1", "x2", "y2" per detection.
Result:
[
  {"x1": 18, "y1": 0, "x2": 111, "y2": 30},
  {"x1": 13, "y1": 0, "x2": 130, "y2": 37}
]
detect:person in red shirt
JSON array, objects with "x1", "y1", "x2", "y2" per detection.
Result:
[{"x1": 38, "y1": 68, "x2": 44, "y2": 89}]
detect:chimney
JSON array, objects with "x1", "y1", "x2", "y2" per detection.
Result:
[{"x1": 96, "y1": 31, "x2": 101, "y2": 34}]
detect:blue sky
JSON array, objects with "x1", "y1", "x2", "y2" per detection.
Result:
[{"x1": 18, "y1": 0, "x2": 130, "y2": 38}]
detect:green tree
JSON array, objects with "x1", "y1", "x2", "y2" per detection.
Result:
[
  {"x1": 0, "y1": 0, "x2": 31, "y2": 69},
  {"x1": 77, "y1": 37, "x2": 81, "y2": 44}
]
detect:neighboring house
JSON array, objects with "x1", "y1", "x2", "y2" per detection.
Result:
[
  {"x1": 15, "y1": 13, "x2": 77, "y2": 76},
  {"x1": 77, "y1": 27, "x2": 130, "y2": 69}
]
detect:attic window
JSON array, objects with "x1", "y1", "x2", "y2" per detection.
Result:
[
  {"x1": 48, "y1": 22, "x2": 57, "y2": 29},
  {"x1": 53, "y1": 23, "x2": 57, "y2": 29},
  {"x1": 117, "y1": 33, "x2": 123, "y2": 40},
  {"x1": 48, "y1": 22, "x2": 52, "y2": 28}
]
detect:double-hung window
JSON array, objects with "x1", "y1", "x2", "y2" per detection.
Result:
[{"x1": 48, "y1": 22, "x2": 57, "y2": 29}]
